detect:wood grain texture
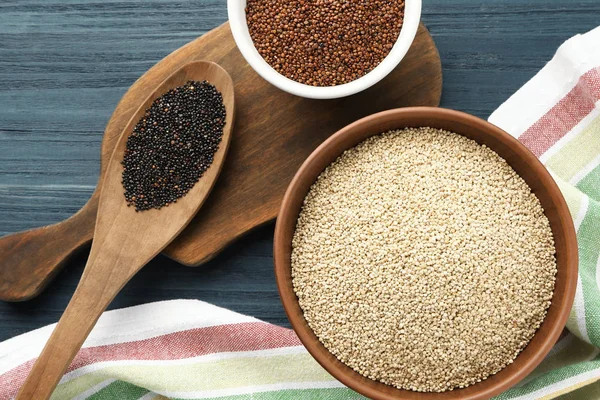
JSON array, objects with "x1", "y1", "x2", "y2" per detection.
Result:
[
  {"x1": 16, "y1": 61, "x2": 235, "y2": 400},
  {"x1": 0, "y1": 21, "x2": 441, "y2": 301},
  {"x1": 0, "y1": 0, "x2": 599, "y2": 341}
]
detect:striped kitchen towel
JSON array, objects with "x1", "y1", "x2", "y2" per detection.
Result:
[
  {"x1": 2, "y1": 25, "x2": 600, "y2": 400},
  {"x1": 0, "y1": 300, "x2": 358, "y2": 400},
  {"x1": 485, "y1": 24, "x2": 600, "y2": 399}
]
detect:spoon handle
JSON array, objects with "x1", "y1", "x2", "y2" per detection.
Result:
[
  {"x1": 16, "y1": 247, "x2": 142, "y2": 400},
  {"x1": 0, "y1": 196, "x2": 98, "y2": 302}
]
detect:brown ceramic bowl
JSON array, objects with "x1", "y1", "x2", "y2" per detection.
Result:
[{"x1": 274, "y1": 107, "x2": 578, "y2": 400}]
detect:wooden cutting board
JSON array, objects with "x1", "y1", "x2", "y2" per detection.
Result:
[{"x1": 0, "y1": 21, "x2": 441, "y2": 301}]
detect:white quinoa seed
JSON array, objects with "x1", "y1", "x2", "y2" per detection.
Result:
[{"x1": 291, "y1": 127, "x2": 557, "y2": 393}]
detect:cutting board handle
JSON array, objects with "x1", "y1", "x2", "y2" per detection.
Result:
[{"x1": 0, "y1": 195, "x2": 97, "y2": 301}]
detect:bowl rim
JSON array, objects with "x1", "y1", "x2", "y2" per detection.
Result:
[
  {"x1": 227, "y1": 0, "x2": 422, "y2": 99},
  {"x1": 274, "y1": 107, "x2": 578, "y2": 400}
]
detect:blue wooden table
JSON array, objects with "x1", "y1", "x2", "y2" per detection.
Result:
[{"x1": 0, "y1": 0, "x2": 598, "y2": 342}]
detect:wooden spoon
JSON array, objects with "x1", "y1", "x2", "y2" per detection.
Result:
[{"x1": 16, "y1": 60, "x2": 235, "y2": 400}]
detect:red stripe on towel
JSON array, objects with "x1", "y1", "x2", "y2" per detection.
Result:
[{"x1": 518, "y1": 67, "x2": 600, "y2": 157}]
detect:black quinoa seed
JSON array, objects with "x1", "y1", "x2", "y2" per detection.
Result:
[{"x1": 121, "y1": 80, "x2": 226, "y2": 211}]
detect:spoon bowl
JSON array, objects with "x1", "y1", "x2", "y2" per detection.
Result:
[{"x1": 16, "y1": 60, "x2": 235, "y2": 400}]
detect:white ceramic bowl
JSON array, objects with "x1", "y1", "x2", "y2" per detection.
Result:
[{"x1": 228, "y1": 0, "x2": 422, "y2": 99}]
